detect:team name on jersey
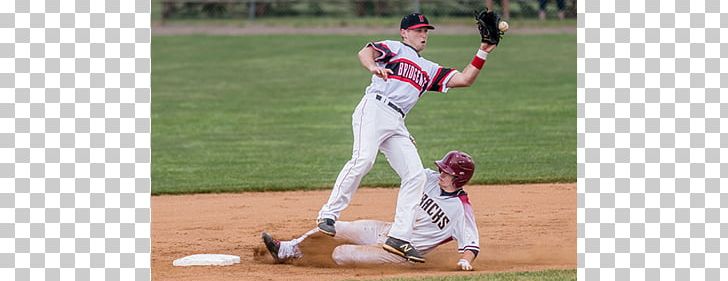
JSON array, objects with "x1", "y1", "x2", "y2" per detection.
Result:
[
  {"x1": 419, "y1": 193, "x2": 450, "y2": 229},
  {"x1": 387, "y1": 58, "x2": 430, "y2": 92}
]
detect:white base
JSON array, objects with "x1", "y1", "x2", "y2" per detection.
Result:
[{"x1": 172, "y1": 254, "x2": 241, "y2": 266}]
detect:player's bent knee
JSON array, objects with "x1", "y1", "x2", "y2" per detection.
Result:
[
  {"x1": 401, "y1": 170, "x2": 426, "y2": 186},
  {"x1": 331, "y1": 245, "x2": 353, "y2": 265}
]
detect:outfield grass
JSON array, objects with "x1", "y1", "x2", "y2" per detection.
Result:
[
  {"x1": 151, "y1": 33, "x2": 575, "y2": 194},
  {"x1": 352, "y1": 269, "x2": 576, "y2": 281}
]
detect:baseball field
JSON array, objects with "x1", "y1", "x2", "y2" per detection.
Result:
[{"x1": 151, "y1": 27, "x2": 576, "y2": 280}]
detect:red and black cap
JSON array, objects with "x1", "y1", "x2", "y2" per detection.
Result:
[{"x1": 400, "y1": 13, "x2": 435, "y2": 30}]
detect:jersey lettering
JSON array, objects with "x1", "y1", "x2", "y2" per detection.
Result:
[
  {"x1": 419, "y1": 193, "x2": 429, "y2": 205},
  {"x1": 387, "y1": 59, "x2": 430, "y2": 92},
  {"x1": 431, "y1": 209, "x2": 445, "y2": 223},
  {"x1": 438, "y1": 216, "x2": 450, "y2": 229},
  {"x1": 419, "y1": 193, "x2": 450, "y2": 230},
  {"x1": 426, "y1": 201, "x2": 438, "y2": 215},
  {"x1": 421, "y1": 197, "x2": 434, "y2": 211}
]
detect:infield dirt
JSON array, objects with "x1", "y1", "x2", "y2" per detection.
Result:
[{"x1": 152, "y1": 183, "x2": 575, "y2": 281}]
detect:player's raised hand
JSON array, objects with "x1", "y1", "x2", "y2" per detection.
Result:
[
  {"x1": 457, "y1": 259, "x2": 473, "y2": 271},
  {"x1": 480, "y1": 42, "x2": 497, "y2": 53},
  {"x1": 370, "y1": 67, "x2": 394, "y2": 81}
]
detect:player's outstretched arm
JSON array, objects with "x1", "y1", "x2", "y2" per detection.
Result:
[
  {"x1": 446, "y1": 43, "x2": 497, "y2": 88},
  {"x1": 358, "y1": 47, "x2": 394, "y2": 81}
]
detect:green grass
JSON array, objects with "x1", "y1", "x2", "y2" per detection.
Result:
[
  {"x1": 151, "y1": 33, "x2": 576, "y2": 194},
  {"x1": 350, "y1": 269, "x2": 576, "y2": 281}
]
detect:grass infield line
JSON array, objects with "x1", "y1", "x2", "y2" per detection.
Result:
[{"x1": 347, "y1": 269, "x2": 577, "y2": 281}]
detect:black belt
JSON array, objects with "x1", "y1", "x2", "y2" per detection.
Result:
[{"x1": 375, "y1": 95, "x2": 405, "y2": 118}]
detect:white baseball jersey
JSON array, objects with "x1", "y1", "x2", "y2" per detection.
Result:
[
  {"x1": 365, "y1": 40, "x2": 458, "y2": 114},
  {"x1": 410, "y1": 169, "x2": 480, "y2": 255}
]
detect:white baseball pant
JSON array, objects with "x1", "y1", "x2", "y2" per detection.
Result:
[
  {"x1": 331, "y1": 220, "x2": 409, "y2": 265},
  {"x1": 278, "y1": 221, "x2": 410, "y2": 264},
  {"x1": 318, "y1": 94, "x2": 426, "y2": 242}
]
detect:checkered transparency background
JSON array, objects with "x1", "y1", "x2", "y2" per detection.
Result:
[
  {"x1": 578, "y1": 0, "x2": 726, "y2": 280},
  {"x1": 0, "y1": 1, "x2": 150, "y2": 281}
]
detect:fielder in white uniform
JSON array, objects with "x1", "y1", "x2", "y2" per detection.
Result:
[
  {"x1": 316, "y1": 13, "x2": 497, "y2": 263},
  {"x1": 269, "y1": 151, "x2": 480, "y2": 270}
]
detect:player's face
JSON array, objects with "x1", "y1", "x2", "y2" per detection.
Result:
[
  {"x1": 402, "y1": 28, "x2": 429, "y2": 52},
  {"x1": 438, "y1": 170, "x2": 455, "y2": 189}
]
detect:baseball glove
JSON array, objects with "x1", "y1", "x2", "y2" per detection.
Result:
[{"x1": 474, "y1": 9, "x2": 503, "y2": 45}]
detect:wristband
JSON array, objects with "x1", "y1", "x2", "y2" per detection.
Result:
[
  {"x1": 476, "y1": 49, "x2": 489, "y2": 60},
  {"x1": 470, "y1": 49, "x2": 489, "y2": 69}
]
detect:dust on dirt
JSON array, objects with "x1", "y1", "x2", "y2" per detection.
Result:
[{"x1": 152, "y1": 183, "x2": 576, "y2": 281}]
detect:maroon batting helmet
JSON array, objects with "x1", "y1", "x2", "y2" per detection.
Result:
[{"x1": 435, "y1": 151, "x2": 475, "y2": 188}]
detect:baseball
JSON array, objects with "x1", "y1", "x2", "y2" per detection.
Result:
[{"x1": 499, "y1": 21, "x2": 509, "y2": 32}]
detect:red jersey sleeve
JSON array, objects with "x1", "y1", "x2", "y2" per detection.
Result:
[
  {"x1": 365, "y1": 41, "x2": 398, "y2": 63},
  {"x1": 427, "y1": 66, "x2": 457, "y2": 93}
]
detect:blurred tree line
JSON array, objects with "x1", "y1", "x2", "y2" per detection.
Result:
[{"x1": 161, "y1": 0, "x2": 577, "y2": 20}]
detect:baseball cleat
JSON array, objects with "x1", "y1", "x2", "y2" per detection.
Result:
[
  {"x1": 317, "y1": 218, "x2": 336, "y2": 237},
  {"x1": 261, "y1": 232, "x2": 282, "y2": 263},
  {"x1": 383, "y1": 236, "x2": 425, "y2": 263}
]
